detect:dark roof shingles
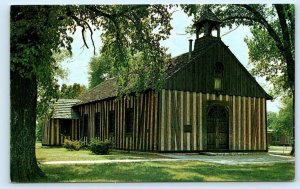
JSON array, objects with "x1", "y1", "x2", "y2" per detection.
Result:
[
  {"x1": 52, "y1": 99, "x2": 82, "y2": 119},
  {"x1": 77, "y1": 78, "x2": 118, "y2": 104}
]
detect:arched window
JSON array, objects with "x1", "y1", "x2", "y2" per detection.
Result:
[{"x1": 214, "y1": 62, "x2": 224, "y2": 90}]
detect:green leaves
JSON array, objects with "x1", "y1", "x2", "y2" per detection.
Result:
[
  {"x1": 182, "y1": 4, "x2": 295, "y2": 97},
  {"x1": 88, "y1": 54, "x2": 114, "y2": 89},
  {"x1": 59, "y1": 83, "x2": 87, "y2": 99},
  {"x1": 85, "y1": 5, "x2": 172, "y2": 95},
  {"x1": 268, "y1": 96, "x2": 293, "y2": 138}
]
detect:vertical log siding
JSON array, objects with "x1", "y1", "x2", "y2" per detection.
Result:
[
  {"x1": 43, "y1": 89, "x2": 267, "y2": 152},
  {"x1": 42, "y1": 118, "x2": 80, "y2": 146},
  {"x1": 159, "y1": 89, "x2": 267, "y2": 151},
  {"x1": 77, "y1": 90, "x2": 158, "y2": 151}
]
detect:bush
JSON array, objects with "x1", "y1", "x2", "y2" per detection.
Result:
[
  {"x1": 78, "y1": 139, "x2": 89, "y2": 149},
  {"x1": 89, "y1": 139, "x2": 113, "y2": 155},
  {"x1": 63, "y1": 139, "x2": 82, "y2": 151}
]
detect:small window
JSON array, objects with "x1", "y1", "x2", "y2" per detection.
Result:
[
  {"x1": 125, "y1": 108, "x2": 134, "y2": 134},
  {"x1": 108, "y1": 111, "x2": 115, "y2": 133},
  {"x1": 95, "y1": 112, "x2": 100, "y2": 137},
  {"x1": 60, "y1": 120, "x2": 71, "y2": 135},
  {"x1": 214, "y1": 62, "x2": 224, "y2": 91},
  {"x1": 214, "y1": 62, "x2": 224, "y2": 75},
  {"x1": 83, "y1": 114, "x2": 88, "y2": 137},
  {"x1": 184, "y1": 125, "x2": 192, "y2": 133},
  {"x1": 214, "y1": 78, "x2": 222, "y2": 90}
]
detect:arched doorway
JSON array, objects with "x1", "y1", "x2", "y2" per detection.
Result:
[{"x1": 207, "y1": 104, "x2": 229, "y2": 150}]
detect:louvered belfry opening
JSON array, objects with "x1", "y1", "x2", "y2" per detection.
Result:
[{"x1": 193, "y1": 17, "x2": 222, "y2": 53}]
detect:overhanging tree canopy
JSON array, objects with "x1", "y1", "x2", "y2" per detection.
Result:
[
  {"x1": 182, "y1": 4, "x2": 294, "y2": 96},
  {"x1": 10, "y1": 5, "x2": 173, "y2": 182}
]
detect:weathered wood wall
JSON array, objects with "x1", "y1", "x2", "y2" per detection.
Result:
[
  {"x1": 158, "y1": 89, "x2": 267, "y2": 151},
  {"x1": 42, "y1": 118, "x2": 80, "y2": 145},
  {"x1": 77, "y1": 90, "x2": 159, "y2": 151}
]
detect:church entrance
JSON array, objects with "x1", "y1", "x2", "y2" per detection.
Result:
[{"x1": 207, "y1": 104, "x2": 229, "y2": 150}]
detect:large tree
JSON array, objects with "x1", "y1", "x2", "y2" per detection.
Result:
[
  {"x1": 59, "y1": 83, "x2": 87, "y2": 99},
  {"x1": 11, "y1": 6, "x2": 73, "y2": 181},
  {"x1": 11, "y1": 5, "x2": 172, "y2": 182},
  {"x1": 88, "y1": 50, "x2": 169, "y2": 95},
  {"x1": 182, "y1": 4, "x2": 295, "y2": 154}
]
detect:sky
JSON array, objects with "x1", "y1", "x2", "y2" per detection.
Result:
[
  {"x1": 0, "y1": 1, "x2": 298, "y2": 189},
  {"x1": 58, "y1": 8, "x2": 280, "y2": 112}
]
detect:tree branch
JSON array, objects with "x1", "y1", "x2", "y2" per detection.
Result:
[
  {"x1": 69, "y1": 13, "x2": 98, "y2": 54},
  {"x1": 275, "y1": 4, "x2": 292, "y2": 54},
  {"x1": 86, "y1": 6, "x2": 113, "y2": 19},
  {"x1": 237, "y1": 4, "x2": 286, "y2": 61},
  {"x1": 274, "y1": 4, "x2": 295, "y2": 89},
  {"x1": 112, "y1": 5, "x2": 147, "y2": 17},
  {"x1": 81, "y1": 19, "x2": 96, "y2": 54},
  {"x1": 284, "y1": 4, "x2": 295, "y2": 52},
  {"x1": 70, "y1": 14, "x2": 89, "y2": 49}
]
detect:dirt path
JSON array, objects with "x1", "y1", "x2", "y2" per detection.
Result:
[{"x1": 42, "y1": 153, "x2": 294, "y2": 165}]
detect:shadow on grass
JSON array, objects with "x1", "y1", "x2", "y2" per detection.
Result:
[{"x1": 35, "y1": 161, "x2": 294, "y2": 182}]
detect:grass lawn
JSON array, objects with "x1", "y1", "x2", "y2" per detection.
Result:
[
  {"x1": 35, "y1": 143, "x2": 294, "y2": 182},
  {"x1": 36, "y1": 142, "x2": 167, "y2": 162},
  {"x1": 36, "y1": 161, "x2": 294, "y2": 182}
]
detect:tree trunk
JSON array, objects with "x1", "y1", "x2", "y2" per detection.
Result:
[
  {"x1": 290, "y1": 90, "x2": 295, "y2": 156},
  {"x1": 10, "y1": 70, "x2": 45, "y2": 182}
]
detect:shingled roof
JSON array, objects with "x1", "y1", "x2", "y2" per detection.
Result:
[
  {"x1": 77, "y1": 78, "x2": 118, "y2": 104},
  {"x1": 52, "y1": 99, "x2": 82, "y2": 119},
  {"x1": 76, "y1": 41, "x2": 219, "y2": 105},
  {"x1": 75, "y1": 37, "x2": 271, "y2": 105}
]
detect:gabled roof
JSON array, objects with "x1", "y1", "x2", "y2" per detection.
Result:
[
  {"x1": 76, "y1": 37, "x2": 271, "y2": 105},
  {"x1": 76, "y1": 52, "x2": 197, "y2": 105},
  {"x1": 52, "y1": 99, "x2": 82, "y2": 119},
  {"x1": 164, "y1": 36, "x2": 272, "y2": 100}
]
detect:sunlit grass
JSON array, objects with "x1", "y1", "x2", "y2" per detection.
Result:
[
  {"x1": 35, "y1": 143, "x2": 294, "y2": 182},
  {"x1": 36, "y1": 142, "x2": 167, "y2": 162},
  {"x1": 35, "y1": 161, "x2": 294, "y2": 182}
]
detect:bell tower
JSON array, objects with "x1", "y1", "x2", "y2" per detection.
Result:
[{"x1": 193, "y1": 17, "x2": 222, "y2": 52}]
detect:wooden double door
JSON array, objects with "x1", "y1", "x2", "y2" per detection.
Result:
[{"x1": 207, "y1": 105, "x2": 229, "y2": 150}]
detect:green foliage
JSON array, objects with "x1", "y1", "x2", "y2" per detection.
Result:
[
  {"x1": 13, "y1": 5, "x2": 173, "y2": 118},
  {"x1": 88, "y1": 49, "x2": 169, "y2": 95},
  {"x1": 11, "y1": 6, "x2": 75, "y2": 115},
  {"x1": 182, "y1": 4, "x2": 295, "y2": 97},
  {"x1": 36, "y1": 119, "x2": 43, "y2": 142},
  {"x1": 89, "y1": 5, "x2": 173, "y2": 94},
  {"x1": 63, "y1": 139, "x2": 82, "y2": 151},
  {"x1": 11, "y1": 5, "x2": 173, "y2": 180},
  {"x1": 268, "y1": 96, "x2": 293, "y2": 138},
  {"x1": 88, "y1": 54, "x2": 115, "y2": 88},
  {"x1": 89, "y1": 139, "x2": 113, "y2": 155},
  {"x1": 115, "y1": 51, "x2": 169, "y2": 95},
  {"x1": 59, "y1": 83, "x2": 87, "y2": 99}
]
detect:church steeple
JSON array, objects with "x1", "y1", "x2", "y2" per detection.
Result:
[
  {"x1": 192, "y1": 16, "x2": 222, "y2": 52},
  {"x1": 194, "y1": 18, "x2": 222, "y2": 38}
]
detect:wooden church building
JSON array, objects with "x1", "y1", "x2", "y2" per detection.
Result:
[{"x1": 42, "y1": 18, "x2": 272, "y2": 152}]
